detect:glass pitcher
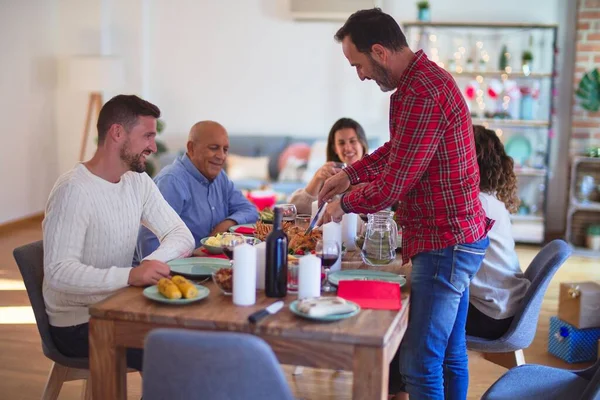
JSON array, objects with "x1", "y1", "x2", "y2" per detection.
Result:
[{"x1": 361, "y1": 210, "x2": 398, "y2": 266}]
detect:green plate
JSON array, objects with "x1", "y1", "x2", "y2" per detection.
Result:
[
  {"x1": 228, "y1": 224, "x2": 256, "y2": 235},
  {"x1": 168, "y1": 257, "x2": 231, "y2": 278},
  {"x1": 505, "y1": 134, "x2": 532, "y2": 166},
  {"x1": 328, "y1": 270, "x2": 407, "y2": 287},
  {"x1": 289, "y1": 300, "x2": 360, "y2": 322},
  {"x1": 143, "y1": 284, "x2": 210, "y2": 305}
]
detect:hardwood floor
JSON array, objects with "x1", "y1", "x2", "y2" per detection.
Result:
[{"x1": 0, "y1": 220, "x2": 597, "y2": 399}]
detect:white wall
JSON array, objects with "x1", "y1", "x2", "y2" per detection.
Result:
[
  {"x1": 52, "y1": 0, "x2": 564, "y2": 154},
  {"x1": 388, "y1": 0, "x2": 558, "y2": 24},
  {"x1": 54, "y1": 0, "x2": 103, "y2": 175},
  {"x1": 1, "y1": 0, "x2": 567, "y2": 226},
  {"x1": 145, "y1": 0, "x2": 388, "y2": 138},
  {"x1": 0, "y1": 0, "x2": 58, "y2": 224},
  {"x1": 144, "y1": 0, "x2": 560, "y2": 138}
]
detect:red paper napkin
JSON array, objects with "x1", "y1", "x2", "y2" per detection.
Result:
[
  {"x1": 337, "y1": 280, "x2": 401, "y2": 310},
  {"x1": 200, "y1": 248, "x2": 229, "y2": 259},
  {"x1": 234, "y1": 226, "x2": 255, "y2": 235}
]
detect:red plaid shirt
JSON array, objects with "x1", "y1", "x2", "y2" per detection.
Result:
[{"x1": 341, "y1": 50, "x2": 490, "y2": 264}]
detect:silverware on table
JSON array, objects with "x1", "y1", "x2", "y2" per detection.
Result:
[
  {"x1": 305, "y1": 203, "x2": 325, "y2": 235},
  {"x1": 248, "y1": 301, "x2": 285, "y2": 323}
]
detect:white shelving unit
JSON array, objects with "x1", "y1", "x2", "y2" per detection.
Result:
[
  {"x1": 566, "y1": 157, "x2": 600, "y2": 258},
  {"x1": 403, "y1": 21, "x2": 558, "y2": 244}
]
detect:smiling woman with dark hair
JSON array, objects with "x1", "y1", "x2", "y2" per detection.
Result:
[{"x1": 288, "y1": 117, "x2": 368, "y2": 214}]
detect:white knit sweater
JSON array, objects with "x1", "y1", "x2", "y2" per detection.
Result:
[{"x1": 42, "y1": 164, "x2": 194, "y2": 327}]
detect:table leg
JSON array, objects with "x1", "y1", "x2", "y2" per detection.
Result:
[
  {"x1": 352, "y1": 345, "x2": 388, "y2": 400},
  {"x1": 89, "y1": 317, "x2": 127, "y2": 400}
]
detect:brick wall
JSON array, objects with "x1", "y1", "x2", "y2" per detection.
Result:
[{"x1": 572, "y1": 0, "x2": 600, "y2": 155}]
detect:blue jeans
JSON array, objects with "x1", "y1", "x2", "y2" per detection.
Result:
[{"x1": 395, "y1": 237, "x2": 489, "y2": 400}]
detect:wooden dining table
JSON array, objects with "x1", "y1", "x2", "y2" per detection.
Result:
[{"x1": 88, "y1": 250, "x2": 411, "y2": 400}]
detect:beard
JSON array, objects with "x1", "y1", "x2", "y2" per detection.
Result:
[
  {"x1": 120, "y1": 139, "x2": 148, "y2": 173},
  {"x1": 367, "y1": 55, "x2": 397, "y2": 92}
]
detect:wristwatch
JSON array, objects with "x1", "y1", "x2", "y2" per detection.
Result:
[{"x1": 340, "y1": 193, "x2": 351, "y2": 214}]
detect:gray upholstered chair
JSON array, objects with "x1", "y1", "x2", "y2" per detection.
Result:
[
  {"x1": 467, "y1": 239, "x2": 572, "y2": 368},
  {"x1": 14, "y1": 240, "x2": 139, "y2": 399},
  {"x1": 13, "y1": 240, "x2": 94, "y2": 399},
  {"x1": 482, "y1": 358, "x2": 600, "y2": 400},
  {"x1": 142, "y1": 329, "x2": 294, "y2": 400}
]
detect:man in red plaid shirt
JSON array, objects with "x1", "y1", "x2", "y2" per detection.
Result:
[{"x1": 319, "y1": 8, "x2": 491, "y2": 400}]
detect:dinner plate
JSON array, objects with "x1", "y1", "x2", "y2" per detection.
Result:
[
  {"x1": 167, "y1": 257, "x2": 231, "y2": 278},
  {"x1": 289, "y1": 299, "x2": 360, "y2": 322},
  {"x1": 505, "y1": 134, "x2": 532, "y2": 166},
  {"x1": 328, "y1": 270, "x2": 407, "y2": 287},
  {"x1": 143, "y1": 284, "x2": 210, "y2": 305}
]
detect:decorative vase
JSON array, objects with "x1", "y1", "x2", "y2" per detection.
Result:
[
  {"x1": 448, "y1": 59, "x2": 456, "y2": 72},
  {"x1": 418, "y1": 8, "x2": 430, "y2": 22},
  {"x1": 478, "y1": 59, "x2": 487, "y2": 72},
  {"x1": 466, "y1": 60, "x2": 474, "y2": 72},
  {"x1": 586, "y1": 235, "x2": 600, "y2": 251},
  {"x1": 522, "y1": 60, "x2": 531, "y2": 76},
  {"x1": 519, "y1": 87, "x2": 534, "y2": 120}
]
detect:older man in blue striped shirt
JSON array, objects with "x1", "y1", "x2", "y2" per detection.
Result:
[{"x1": 136, "y1": 121, "x2": 258, "y2": 261}]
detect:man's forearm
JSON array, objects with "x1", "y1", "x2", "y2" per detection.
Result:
[{"x1": 210, "y1": 219, "x2": 237, "y2": 235}]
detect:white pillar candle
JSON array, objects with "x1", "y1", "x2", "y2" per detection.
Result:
[
  {"x1": 233, "y1": 243, "x2": 256, "y2": 306},
  {"x1": 341, "y1": 213, "x2": 358, "y2": 251},
  {"x1": 298, "y1": 255, "x2": 321, "y2": 299},
  {"x1": 255, "y1": 242, "x2": 266, "y2": 290},
  {"x1": 323, "y1": 221, "x2": 342, "y2": 272}
]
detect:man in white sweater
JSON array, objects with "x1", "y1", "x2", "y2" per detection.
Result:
[{"x1": 43, "y1": 94, "x2": 195, "y2": 370}]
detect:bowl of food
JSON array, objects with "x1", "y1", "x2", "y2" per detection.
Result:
[
  {"x1": 212, "y1": 267, "x2": 233, "y2": 295},
  {"x1": 202, "y1": 234, "x2": 261, "y2": 256},
  {"x1": 201, "y1": 234, "x2": 226, "y2": 254}
]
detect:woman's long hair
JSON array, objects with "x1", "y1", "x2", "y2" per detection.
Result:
[{"x1": 474, "y1": 125, "x2": 520, "y2": 214}]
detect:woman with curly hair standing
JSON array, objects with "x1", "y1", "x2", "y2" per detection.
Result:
[{"x1": 467, "y1": 125, "x2": 531, "y2": 339}]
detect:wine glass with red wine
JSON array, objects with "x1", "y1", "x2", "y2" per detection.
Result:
[
  {"x1": 316, "y1": 240, "x2": 340, "y2": 293},
  {"x1": 220, "y1": 233, "x2": 245, "y2": 265}
]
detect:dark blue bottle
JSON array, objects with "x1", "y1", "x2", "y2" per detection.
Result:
[{"x1": 265, "y1": 207, "x2": 288, "y2": 297}]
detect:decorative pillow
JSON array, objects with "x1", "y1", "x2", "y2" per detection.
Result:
[
  {"x1": 278, "y1": 156, "x2": 308, "y2": 182},
  {"x1": 278, "y1": 143, "x2": 312, "y2": 171},
  {"x1": 226, "y1": 154, "x2": 270, "y2": 181}
]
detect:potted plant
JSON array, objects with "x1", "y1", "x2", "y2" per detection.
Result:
[
  {"x1": 478, "y1": 57, "x2": 487, "y2": 72},
  {"x1": 577, "y1": 69, "x2": 600, "y2": 156},
  {"x1": 466, "y1": 57, "x2": 474, "y2": 72},
  {"x1": 498, "y1": 45, "x2": 509, "y2": 71},
  {"x1": 417, "y1": 1, "x2": 430, "y2": 22},
  {"x1": 145, "y1": 119, "x2": 168, "y2": 177},
  {"x1": 521, "y1": 50, "x2": 533, "y2": 75},
  {"x1": 576, "y1": 68, "x2": 600, "y2": 113},
  {"x1": 586, "y1": 224, "x2": 600, "y2": 251}
]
